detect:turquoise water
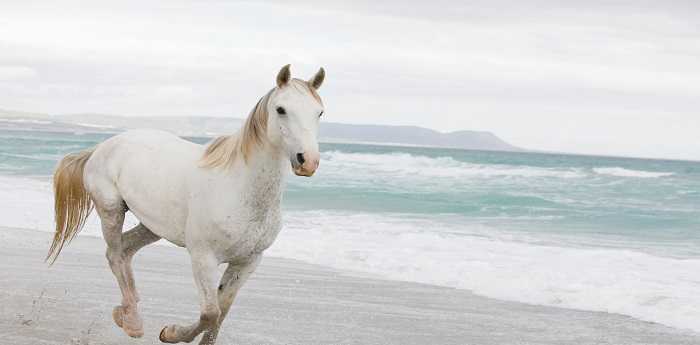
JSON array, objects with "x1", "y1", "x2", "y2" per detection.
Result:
[
  {"x1": 3, "y1": 128, "x2": 700, "y2": 330},
  {"x1": 3, "y1": 129, "x2": 699, "y2": 256}
]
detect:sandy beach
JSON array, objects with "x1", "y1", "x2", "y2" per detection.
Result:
[{"x1": 0, "y1": 226, "x2": 696, "y2": 345}]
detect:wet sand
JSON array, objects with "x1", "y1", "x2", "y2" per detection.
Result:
[{"x1": 0, "y1": 226, "x2": 697, "y2": 345}]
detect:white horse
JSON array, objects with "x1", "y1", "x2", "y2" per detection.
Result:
[{"x1": 46, "y1": 64, "x2": 325, "y2": 345}]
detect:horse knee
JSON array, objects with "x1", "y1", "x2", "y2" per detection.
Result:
[{"x1": 199, "y1": 306, "x2": 221, "y2": 326}]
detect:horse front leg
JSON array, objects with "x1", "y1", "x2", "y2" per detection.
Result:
[
  {"x1": 198, "y1": 255, "x2": 262, "y2": 345},
  {"x1": 160, "y1": 251, "x2": 221, "y2": 344}
]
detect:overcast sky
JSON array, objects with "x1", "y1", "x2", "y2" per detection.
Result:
[{"x1": 1, "y1": 1, "x2": 699, "y2": 160}]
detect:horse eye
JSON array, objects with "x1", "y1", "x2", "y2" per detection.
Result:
[
  {"x1": 319, "y1": 111, "x2": 324, "y2": 118},
  {"x1": 276, "y1": 106, "x2": 286, "y2": 115}
]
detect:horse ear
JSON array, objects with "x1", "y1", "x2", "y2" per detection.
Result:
[
  {"x1": 276, "y1": 64, "x2": 291, "y2": 87},
  {"x1": 308, "y1": 67, "x2": 325, "y2": 90}
]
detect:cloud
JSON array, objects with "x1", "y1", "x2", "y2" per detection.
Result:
[
  {"x1": 0, "y1": 1, "x2": 698, "y2": 159},
  {"x1": 0, "y1": 66, "x2": 38, "y2": 81}
]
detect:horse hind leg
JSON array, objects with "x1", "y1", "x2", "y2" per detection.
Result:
[
  {"x1": 112, "y1": 223, "x2": 160, "y2": 331},
  {"x1": 122, "y1": 223, "x2": 160, "y2": 301},
  {"x1": 96, "y1": 199, "x2": 154, "y2": 338}
]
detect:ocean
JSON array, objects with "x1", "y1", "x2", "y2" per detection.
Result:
[{"x1": 1, "y1": 128, "x2": 699, "y2": 332}]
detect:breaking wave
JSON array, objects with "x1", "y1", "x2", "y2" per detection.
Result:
[{"x1": 593, "y1": 167, "x2": 674, "y2": 178}]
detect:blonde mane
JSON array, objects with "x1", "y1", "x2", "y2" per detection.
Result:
[{"x1": 200, "y1": 90, "x2": 271, "y2": 168}]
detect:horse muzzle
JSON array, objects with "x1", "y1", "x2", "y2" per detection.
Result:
[{"x1": 292, "y1": 151, "x2": 320, "y2": 177}]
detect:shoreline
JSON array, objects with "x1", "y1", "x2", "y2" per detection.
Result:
[{"x1": 1, "y1": 226, "x2": 698, "y2": 345}]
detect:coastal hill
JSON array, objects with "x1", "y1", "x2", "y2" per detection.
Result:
[
  {"x1": 321, "y1": 122, "x2": 521, "y2": 151},
  {"x1": 0, "y1": 109, "x2": 522, "y2": 152}
]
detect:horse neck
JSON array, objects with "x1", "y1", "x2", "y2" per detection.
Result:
[{"x1": 237, "y1": 142, "x2": 287, "y2": 201}]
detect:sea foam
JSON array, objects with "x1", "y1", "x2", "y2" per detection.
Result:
[
  {"x1": 593, "y1": 167, "x2": 674, "y2": 178},
  {"x1": 322, "y1": 151, "x2": 586, "y2": 179},
  {"x1": 273, "y1": 210, "x2": 700, "y2": 333}
]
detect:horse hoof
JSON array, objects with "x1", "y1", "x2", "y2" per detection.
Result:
[
  {"x1": 159, "y1": 325, "x2": 178, "y2": 343},
  {"x1": 114, "y1": 305, "x2": 144, "y2": 338},
  {"x1": 112, "y1": 306, "x2": 124, "y2": 328},
  {"x1": 125, "y1": 326, "x2": 144, "y2": 338},
  {"x1": 159, "y1": 327, "x2": 167, "y2": 342}
]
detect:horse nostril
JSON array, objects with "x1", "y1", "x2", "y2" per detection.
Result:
[{"x1": 296, "y1": 153, "x2": 305, "y2": 165}]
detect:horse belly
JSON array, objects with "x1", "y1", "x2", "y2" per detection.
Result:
[
  {"x1": 118, "y1": 165, "x2": 192, "y2": 246},
  {"x1": 127, "y1": 203, "x2": 187, "y2": 246}
]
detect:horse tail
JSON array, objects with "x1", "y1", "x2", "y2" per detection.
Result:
[{"x1": 46, "y1": 148, "x2": 95, "y2": 264}]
